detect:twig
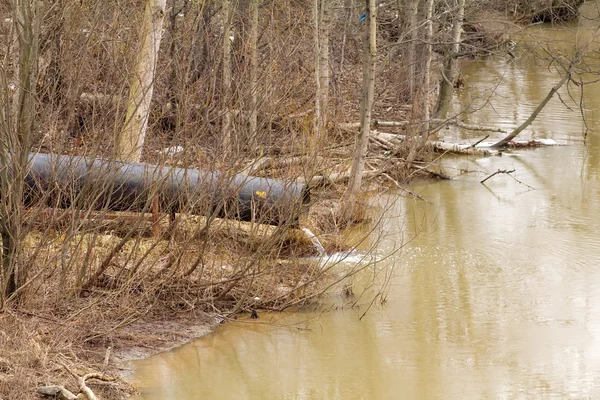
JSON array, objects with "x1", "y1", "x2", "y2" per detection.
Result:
[
  {"x1": 507, "y1": 172, "x2": 536, "y2": 190},
  {"x1": 381, "y1": 173, "x2": 430, "y2": 203},
  {"x1": 101, "y1": 347, "x2": 112, "y2": 377},
  {"x1": 480, "y1": 169, "x2": 515, "y2": 184},
  {"x1": 469, "y1": 134, "x2": 489, "y2": 148},
  {"x1": 412, "y1": 165, "x2": 452, "y2": 180}
]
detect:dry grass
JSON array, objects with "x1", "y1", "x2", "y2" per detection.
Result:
[{"x1": 0, "y1": 214, "x2": 342, "y2": 400}]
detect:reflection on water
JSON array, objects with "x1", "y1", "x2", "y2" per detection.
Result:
[{"x1": 132, "y1": 12, "x2": 600, "y2": 400}]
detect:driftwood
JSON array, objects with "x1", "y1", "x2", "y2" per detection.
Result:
[
  {"x1": 412, "y1": 165, "x2": 452, "y2": 180},
  {"x1": 370, "y1": 130, "x2": 499, "y2": 156},
  {"x1": 344, "y1": 118, "x2": 565, "y2": 153},
  {"x1": 341, "y1": 119, "x2": 512, "y2": 133},
  {"x1": 339, "y1": 120, "x2": 410, "y2": 130},
  {"x1": 480, "y1": 168, "x2": 535, "y2": 189},
  {"x1": 37, "y1": 363, "x2": 115, "y2": 400},
  {"x1": 304, "y1": 169, "x2": 380, "y2": 188},
  {"x1": 480, "y1": 169, "x2": 515, "y2": 184},
  {"x1": 240, "y1": 157, "x2": 272, "y2": 175},
  {"x1": 37, "y1": 386, "x2": 78, "y2": 400},
  {"x1": 381, "y1": 173, "x2": 429, "y2": 202},
  {"x1": 429, "y1": 140, "x2": 498, "y2": 156},
  {"x1": 432, "y1": 118, "x2": 512, "y2": 133}
]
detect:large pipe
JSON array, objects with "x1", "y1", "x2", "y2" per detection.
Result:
[{"x1": 22, "y1": 153, "x2": 309, "y2": 226}]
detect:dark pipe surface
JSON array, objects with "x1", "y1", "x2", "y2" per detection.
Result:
[{"x1": 23, "y1": 153, "x2": 309, "y2": 226}]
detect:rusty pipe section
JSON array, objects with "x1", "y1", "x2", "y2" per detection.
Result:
[{"x1": 22, "y1": 153, "x2": 309, "y2": 226}]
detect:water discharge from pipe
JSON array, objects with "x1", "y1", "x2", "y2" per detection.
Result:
[{"x1": 301, "y1": 227, "x2": 327, "y2": 256}]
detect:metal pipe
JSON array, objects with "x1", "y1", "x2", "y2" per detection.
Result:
[{"x1": 22, "y1": 153, "x2": 309, "y2": 226}]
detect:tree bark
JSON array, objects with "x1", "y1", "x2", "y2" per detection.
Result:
[
  {"x1": 346, "y1": 0, "x2": 377, "y2": 199},
  {"x1": 118, "y1": 0, "x2": 167, "y2": 162},
  {"x1": 406, "y1": 0, "x2": 433, "y2": 167},
  {"x1": 407, "y1": 0, "x2": 420, "y2": 99},
  {"x1": 423, "y1": 0, "x2": 434, "y2": 132},
  {"x1": 313, "y1": 0, "x2": 322, "y2": 137},
  {"x1": 435, "y1": 0, "x2": 464, "y2": 119},
  {"x1": 0, "y1": 0, "x2": 40, "y2": 302},
  {"x1": 249, "y1": 0, "x2": 259, "y2": 137},
  {"x1": 319, "y1": 0, "x2": 330, "y2": 128},
  {"x1": 222, "y1": 0, "x2": 233, "y2": 152}
]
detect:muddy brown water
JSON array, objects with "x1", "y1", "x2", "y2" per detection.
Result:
[{"x1": 131, "y1": 12, "x2": 600, "y2": 400}]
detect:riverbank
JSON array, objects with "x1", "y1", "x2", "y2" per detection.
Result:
[{"x1": 0, "y1": 177, "x2": 372, "y2": 399}]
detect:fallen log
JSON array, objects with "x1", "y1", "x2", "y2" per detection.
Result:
[
  {"x1": 240, "y1": 157, "x2": 272, "y2": 175},
  {"x1": 432, "y1": 118, "x2": 512, "y2": 133},
  {"x1": 370, "y1": 130, "x2": 499, "y2": 156},
  {"x1": 303, "y1": 169, "x2": 380, "y2": 188},
  {"x1": 342, "y1": 119, "x2": 513, "y2": 133},
  {"x1": 429, "y1": 140, "x2": 499, "y2": 156}
]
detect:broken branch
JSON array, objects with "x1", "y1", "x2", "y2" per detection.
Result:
[{"x1": 480, "y1": 169, "x2": 516, "y2": 184}]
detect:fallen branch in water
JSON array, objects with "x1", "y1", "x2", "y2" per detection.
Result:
[
  {"x1": 381, "y1": 173, "x2": 430, "y2": 202},
  {"x1": 340, "y1": 119, "x2": 512, "y2": 134},
  {"x1": 480, "y1": 168, "x2": 536, "y2": 189},
  {"x1": 489, "y1": 26, "x2": 600, "y2": 149},
  {"x1": 412, "y1": 165, "x2": 453, "y2": 180},
  {"x1": 480, "y1": 169, "x2": 515, "y2": 184},
  {"x1": 432, "y1": 119, "x2": 511, "y2": 133},
  {"x1": 469, "y1": 135, "x2": 489, "y2": 148},
  {"x1": 370, "y1": 130, "x2": 499, "y2": 156}
]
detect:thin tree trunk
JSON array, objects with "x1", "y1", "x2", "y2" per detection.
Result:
[
  {"x1": 346, "y1": 0, "x2": 377, "y2": 199},
  {"x1": 222, "y1": 0, "x2": 233, "y2": 152},
  {"x1": 435, "y1": 0, "x2": 464, "y2": 118},
  {"x1": 407, "y1": 0, "x2": 420, "y2": 99},
  {"x1": 0, "y1": 0, "x2": 40, "y2": 301},
  {"x1": 118, "y1": 0, "x2": 167, "y2": 163},
  {"x1": 249, "y1": 0, "x2": 259, "y2": 136},
  {"x1": 319, "y1": 0, "x2": 330, "y2": 128},
  {"x1": 423, "y1": 0, "x2": 434, "y2": 132},
  {"x1": 406, "y1": 0, "x2": 433, "y2": 167},
  {"x1": 340, "y1": 0, "x2": 354, "y2": 79},
  {"x1": 313, "y1": 0, "x2": 322, "y2": 137}
]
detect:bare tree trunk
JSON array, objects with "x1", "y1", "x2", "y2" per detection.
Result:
[
  {"x1": 406, "y1": 0, "x2": 433, "y2": 167},
  {"x1": 423, "y1": 0, "x2": 434, "y2": 132},
  {"x1": 0, "y1": 0, "x2": 40, "y2": 302},
  {"x1": 313, "y1": 0, "x2": 322, "y2": 137},
  {"x1": 118, "y1": 0, "x2": 167, "y2": 163},
  {"x1": 249, "y1": 0, "x2": 259, "y2": 137},
  {"x1": 435, "y1": 0, "x2": 464, "y2": 119},
  {"x1": 407, "y1": 0, "x2": 420, "y2": 99},
  {"x1": 340, "y1": 0, "x2": 354, "y2": 78},
  {"x1": 346, "y1": 0, "x2": 377, "y2": 199},
  {"x1": 222, "y1": 0, "x2": 233, "y2": 152},
  {"x1": 319, "y1": 0, "x2": 330, "y2": 128}
]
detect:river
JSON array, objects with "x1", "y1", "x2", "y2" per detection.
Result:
[{"x1": 131, "y1": 9, "x2": 600, "y2": 400}]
